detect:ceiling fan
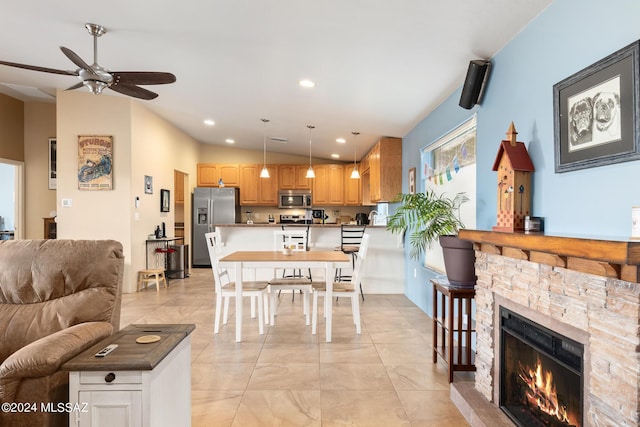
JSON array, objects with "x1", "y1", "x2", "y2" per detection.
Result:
[{"x1": 0, "y1": 23, "x2": 176, "y2": 100}]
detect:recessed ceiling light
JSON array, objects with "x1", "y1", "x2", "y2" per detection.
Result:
[
  {"x1": 225, "y1": 139, "x2": 235, "y2": 144},
  {"x1": 331, "y1": 154, "x2": 340, "y2": 158},
  {"x1": 204, "y1": 119, "x2": 215, "y2": 126},
  {"x1": 336, "y1": 138, "x2": 346, "y2": 144},
  {"x1": 299, "y1": 79, "x2": 315, "y2": 88}
]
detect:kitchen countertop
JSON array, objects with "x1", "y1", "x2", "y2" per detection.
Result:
[{"x1": 215, "y1": 223, "x2": 386, "y2": 228}]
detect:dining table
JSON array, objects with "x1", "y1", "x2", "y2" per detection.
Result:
[{"x1": 218, "y1": 250, "x2": 351, "y2": 342}]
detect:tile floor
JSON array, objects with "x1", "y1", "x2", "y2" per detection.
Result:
[{"x1": 120, "y1": 268, "x2": 469, "y2": 426}]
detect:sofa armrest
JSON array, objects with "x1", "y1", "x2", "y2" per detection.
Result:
[{"x1": 0, "y1": 322, "x2": 113, "y2": 380}]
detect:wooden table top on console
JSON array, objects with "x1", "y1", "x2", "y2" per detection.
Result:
[
  {"x1": 459, "y1": 229, "x2": 640, "y2": 283},
  {"x1": 62, "y1": 324, "x2": 195, "y2": 371}
]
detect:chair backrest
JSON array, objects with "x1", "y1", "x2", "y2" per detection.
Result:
[
  {"x1": 340, "y1": 224, "x2": 366, "y2": 251},
  {"x1": 205, "y1": 230, "x2": 229, "y2": 292},
  {"x1": 351, "y1": 233, "x2": 371, "y2": 287},
  {"x1": 273, "y1": 228, "x2": 308, "y2": 252}
]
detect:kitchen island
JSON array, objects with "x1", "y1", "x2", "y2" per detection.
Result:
[{"x1": 213, "y1": 223, "x2": 404, "y2": 293}]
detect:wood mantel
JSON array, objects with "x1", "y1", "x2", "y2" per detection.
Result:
[{"x1": 459, "y1": 229, "x2": 640, "y2": 283}]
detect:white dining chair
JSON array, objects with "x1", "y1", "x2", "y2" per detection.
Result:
[
  {"x1": 268, "y1": 228, "x2": 313, "y2": 325},
  {"x1": 312, "y1": 233, "x2": 370, "y2": 335},
  {"x1": 205, "y1": 230, "x2": 269, "y2": 334}
]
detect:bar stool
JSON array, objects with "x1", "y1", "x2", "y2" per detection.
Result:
[
  {"x1": 335, "y1": 224, "x2": 366, "y2": 300},
  {"x1": 137, "y1": 268, "x2": 168, "y2": 292}
]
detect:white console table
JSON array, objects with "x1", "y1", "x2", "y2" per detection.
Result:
[{"x1": 62, "y1": 324, "x2": 195, "y2": 427}]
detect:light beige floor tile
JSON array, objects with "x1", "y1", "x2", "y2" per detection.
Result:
[
  {"x1": 386, "y1": 364, "x2": 450, "y2": 391},
  {"x1": 248, "y1": 363, "x2": 320, "y2": 390},
  {"x1": 191, "y1": 389, "x2": 243, "y2": 427},
  {"x1": 233, "y1": 390, "x2": 321, "y2": 427},
  {"x1": 194, "y1": 342, "x2": 263, "y2": 364},
  {"x1": 319, "y1": 343, "x2": 381, "y2": 364},
  {"x1": 369, "y1": 328, "x2": 431, "y2": 344},
  {"x1": 258, "y1": 343, "x2": 320, "y2": 363},
  {"x1": 396, "y1": 390, "x2": 469, "y2": 426},
  {"x1": 320, "y1": 390, "x2": 411, "y2": 426},
  {"x1": 192, "y1": 362, "x2": 254, "y2": 390},
  {"x1": 320, "y1": 363, "x2": 394, "y2": 390},
  {"x1": 376, "y1": 343, "x2": 433, "y2": 365}
]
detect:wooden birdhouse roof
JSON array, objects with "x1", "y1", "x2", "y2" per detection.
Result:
[{"x1": 491, "y1": 123, "x2": 535, "y2": 172}]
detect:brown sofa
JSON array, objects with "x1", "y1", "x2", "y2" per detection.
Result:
[{"x1": 0, "y1": 239, "x2": 124, "y2": 427}]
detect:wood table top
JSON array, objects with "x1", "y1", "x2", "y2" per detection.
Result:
[{"x1": 62, "y1": 324, "x2": 195, "y2": 371}]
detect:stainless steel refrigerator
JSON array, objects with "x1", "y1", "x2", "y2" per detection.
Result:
[{"x1": 192, "y1": 187, "x2": 240, "y2": 267}]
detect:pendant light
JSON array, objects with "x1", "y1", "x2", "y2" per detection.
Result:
[
  {"x1": 306, "y1": 124, "x2": 316, "y2": 178},
  {"x1": 350, "y1": 131, "x2": 360, "y2": 179},
  {"x1": 260, "y1": 118, "x2": 270, "y2": 178}
]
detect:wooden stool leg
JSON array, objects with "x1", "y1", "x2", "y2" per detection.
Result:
[
  {"x1": 154, "y1": 272, "x2": 160, "y2": 293},
  {"x1": 137, "y1": 272, "x2": 143, "y2": 291}
]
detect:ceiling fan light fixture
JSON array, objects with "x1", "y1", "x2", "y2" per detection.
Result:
[
  {"x1": 260, "y1": 118, "x2": 270, "y2": 179},
  {"x1": 83, "y1": 79, "x2": 108, "y2": 95}
]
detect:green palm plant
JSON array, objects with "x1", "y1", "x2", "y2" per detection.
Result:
[{"x1": 387, "y1": 191, "x2": 468, "y2": 260}]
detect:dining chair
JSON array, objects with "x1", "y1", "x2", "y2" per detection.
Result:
[
  {"x1": 205, "y1": 230, "x2": 269, "y2": 334},
  {"x1": 268, "y1": 229, "x2": 313, "y2": 325},
  {"x1": 313, "y1": 233, "x2": 370, "y2": 335},
  {"x1": 335, "y1": 224, "x2": 367, "y2": 300}
]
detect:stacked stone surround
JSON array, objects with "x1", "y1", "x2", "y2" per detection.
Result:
[{"x1": 474, "y1": 251, "x2": 640, "y2": 426}]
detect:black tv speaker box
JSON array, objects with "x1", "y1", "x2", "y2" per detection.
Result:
[{"x1": 459, "y1": 60, "x2": 491, "y2": 109}]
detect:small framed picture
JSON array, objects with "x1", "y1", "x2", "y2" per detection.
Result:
[
  {"x1": 160, "y1": 189, "x2": 170, "y2": 212},
  {"x1": 144, "y1": 175, "x2": 153, "y2": 194},
  {"x1": 408, "y1": 167, "x2": 416, "y2": 194}
]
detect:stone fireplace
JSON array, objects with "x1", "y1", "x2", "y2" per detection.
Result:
[{"x1": 457, "y1": 230, "x2": 640, "y2": 426}]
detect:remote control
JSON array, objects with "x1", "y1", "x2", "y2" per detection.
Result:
[{"x1": 94, "y1": 344, "x2": 118, "y2": 357}]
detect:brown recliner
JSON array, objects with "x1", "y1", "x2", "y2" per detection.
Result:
[{"x1": 0, "y1": 239, "x2": 124, "y2": 427}]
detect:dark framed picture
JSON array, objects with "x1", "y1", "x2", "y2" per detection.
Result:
[
  {"x1": 408, "y1": 167, "x2": 416, "y2": 194},
  {"x1": 160, "y1": 189, "x2": 170, "y2": 212},
  {"x1": 553, "y1": 40, "x2": 640, "y2": 172}
]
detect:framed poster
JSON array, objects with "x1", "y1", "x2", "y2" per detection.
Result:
[
  {"x1": 553, "y1": 40, "x2": 640, "y2": 172},
  {"x1": 160, "y1": 189, "x2": 170, "y2": 212},
  {"x1": 77, "y1": 135, "x2": 113, "y2": 190},
  {"x1": 408, "y1": 167, "x2": 416, "y2": 194},
  {"x1": 144, "y1": 175, "x2": 153, "y2": 194},
  {"x1": 48, "y1": 138, "x2": 56, "y2": 190}
]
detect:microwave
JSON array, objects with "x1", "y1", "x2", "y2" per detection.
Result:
[{"x1": 278, "y1": 189, "x2": 312, "y2": 209}]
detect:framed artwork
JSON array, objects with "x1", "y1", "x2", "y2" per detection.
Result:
[
  {"x1": 160, "y1": 189, "x2": 170, "y2": 212},
  {"x1": 77, "y1": 135, "x2": 113, "y2": 190},
  {"x1": 408, "y1": 167, "x2": 416, "y2": 194},
  {"x1": 144, "y1": 175, "x2": 153, "y2": 194},
  {"x1": 554, "y1": 40, "x2": 640, "y2": 172},
  {"x1": 48, "y1": 138, "x2": 56, "y2": 190}
]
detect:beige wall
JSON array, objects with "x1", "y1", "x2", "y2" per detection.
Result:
[
  {"x1": 0, "y1": 93, "x2": 24, "y2": 161},
  {"x1": 24, "y1": 101, "x2": 57, "y2": 238}
]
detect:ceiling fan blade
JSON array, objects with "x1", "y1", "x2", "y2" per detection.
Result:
[
  {"x1": 109, "y1": 83, "x2": 158, "y2": 100},
  {"x1": 112, "y1": 72, "x2": 176, "y2": 85},
  {"x1": 65, "y1": 82, "x2": 85, "y2": 91},
  {"x1": 0, "y1": 60, "x2": 76, "y2": 76},
  {"x1": 60, "y1": 46, "x2": 97, "y2": 76}
]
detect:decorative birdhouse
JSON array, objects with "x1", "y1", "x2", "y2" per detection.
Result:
[{"x1": 492, "y1": 122, "x2": 535, "y2": 232}]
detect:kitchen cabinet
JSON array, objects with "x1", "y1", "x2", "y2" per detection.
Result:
[
  {"x1": 362, "y1": 137, "x2": 402, "y2": 204},
  {"x1": 239, "y1": 164, "x2": 278, "y2": 206},
  {"x1": 312, "y1": 164, "x2": 344, "y2": 205},
  {"x1": 174, "y1": 170, "x2": 185, "y2": 204},
  {"x1": 344, "y1": 164, "x2": 362, "y2": 205},
  {"x1": 197, "y1": 164, "x2": 240, "y2": 187},
  {"x1": 278, "y1": 165, "x2": 311, "y2": 190}
]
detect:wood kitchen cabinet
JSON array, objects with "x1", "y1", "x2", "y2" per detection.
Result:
[
  {"x1": 278, "y1": 165, "x2": 311, "y2": 190},
  {"x1": 312, "y1": 164, "x2": 344, "y2": 205},
  {"x1": 174, "y1": 170, "x2": 185, "y2": 204},
  {"x1": 239, "y1": 164, "x2": 278, "y2": 205},
  {"x1": 344, "y1": 164, "x2": 362, "y2": 205},
  {"x1": 197, "y1": 164, "x2": 240, "y2": 187},
  {"x1": 363, "y1": 137, "x2": 402, "y2": 204}
]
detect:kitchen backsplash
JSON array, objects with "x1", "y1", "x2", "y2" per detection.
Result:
[{"x1": 240, "y1": 206, "x2": 372, "y2": 224}]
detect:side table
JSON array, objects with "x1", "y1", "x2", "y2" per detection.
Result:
[
  {"x1": 431, "y1": 278, "x2": 476, "y2": 383},
  {"x1": 62, "y1": 324, "x2": 195, "y2": 427}
]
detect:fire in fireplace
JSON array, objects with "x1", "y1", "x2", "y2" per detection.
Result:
[{"x1": 500, "y1": 308, "x2": 583, "y2": 427}]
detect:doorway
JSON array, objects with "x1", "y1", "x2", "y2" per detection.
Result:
[{"x1": 0, "y1": 159, "x2": 24, "y2": 240}]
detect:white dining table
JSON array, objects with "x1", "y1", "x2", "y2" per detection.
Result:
[{"x1": 218, "y1": 250, "x2": 350, "y2": 342}]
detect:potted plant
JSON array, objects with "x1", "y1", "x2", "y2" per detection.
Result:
[{"x1": 387, "y1": 191, "x2": 476, "y2": 287}]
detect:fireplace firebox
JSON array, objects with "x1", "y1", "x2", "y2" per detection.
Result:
[{"x1": 500, "y1": 308, "x2": 583, "y2": 427}]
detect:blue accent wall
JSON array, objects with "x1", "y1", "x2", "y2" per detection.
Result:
[{"x1": 402, "y1": 0, "x2": 640, "y2": 314}]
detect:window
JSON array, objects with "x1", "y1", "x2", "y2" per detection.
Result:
[{"x1": 421, "y1": 115, "x2": 477, "y2": 272}]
